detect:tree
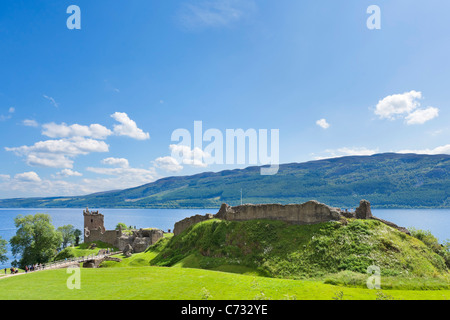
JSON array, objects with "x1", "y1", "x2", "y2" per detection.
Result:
[
  {"x1": 0, "y1": 236, "x2": 7, "y2": 264},
  {"x1": 115, "y1": 222, "x2": 128, "y2": 231},
  {"x1": 57, "y1": 225, "x2": 76, "y2": 249},
  {"x1": 74, "y1": 229, "x2": 82, "y2": 246},
  {"x1": 10, "y1": 214, "x2": 62, "y2": 268}
]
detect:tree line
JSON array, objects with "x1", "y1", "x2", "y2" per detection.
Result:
[{"x1": 0, "y1": 213, "x2": 82, "y2": 269}]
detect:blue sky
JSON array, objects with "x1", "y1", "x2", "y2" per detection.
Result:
[{"x1": 0, "y1": 0, "x2": 449, "y2": 198}]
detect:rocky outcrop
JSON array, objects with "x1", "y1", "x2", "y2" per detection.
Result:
[{"x1": 123, "y1": 244, "x2": 133, "y2": 258}]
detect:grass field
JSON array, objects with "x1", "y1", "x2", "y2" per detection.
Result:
[
  {"x1": 1, "y1": 265, "x2": 450, "y2": 300},
  {"x1": 2, "y1": 219, "x2": 449, "y2": 300}
]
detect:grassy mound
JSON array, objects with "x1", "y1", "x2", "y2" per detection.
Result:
[
  {"x1": 53, "y1": 241, "x2": 118, "y2": 261},
  {"x1": 150, "y1": 218, "x2": 449, "y2": 280}
]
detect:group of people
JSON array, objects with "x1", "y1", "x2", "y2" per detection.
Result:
[
  {"x1": 3, "y1": 263, "x2": 44, "y2": 275},
  {"x1": 24, "y1": 264, "x2": 43, "y2": 273},
  {"x1": 5, "y1": 267, "x2": 19, "y2": 275}
]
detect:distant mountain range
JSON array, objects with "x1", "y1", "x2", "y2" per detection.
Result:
[{"x1": 1, "y1": 153, "x2": 449, "y2": 209}]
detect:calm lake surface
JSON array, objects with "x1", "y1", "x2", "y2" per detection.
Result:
[{"x1": 0, "y1": 208, "x2": 449, "y2": 268}]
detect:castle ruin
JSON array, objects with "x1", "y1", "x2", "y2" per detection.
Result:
[
  {"x1": 83, "y1": 208, "x2": 164, "y2": 253},
  {"x1": 173, "y1": 200, "x2": 410, "y2": 236}
]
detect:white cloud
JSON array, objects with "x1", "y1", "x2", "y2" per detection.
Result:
[
  {"x1": 0, "y1": 107, "x2": 13, "y2": 121},
  {"x1": 335, "y1": 147, "x2": 378, "y2": 156},
  {"x1": 0, "y1": 174, "x2": 10, "y2": 181},
  {"x1": 178, "y1": 0, "x2": 256, "y2": 29},
  {"x1": 405, "y1": 106, "x2": 439, "y2": 125},
  {"x1": 0, "y1": 176, "x2": 85, "y2": 198},
  {"x1": 314, "y1": 147, "x2": 379, "y2": 160},
  {"x1": 314, "y1": 143, "x2": 450, "y2": 161},
  {"x1": 0, "y1": 165, "x2": 158, "y2": 198},
  {"x1": 102, "y1": 157, "x2": 129, "y2": 168},
  {"x1": 374, "y1": 90, "x2": 439, "y2": 125},
  {"x1": 375, "y1": 90, "x2": 422, "y2": 120},
  {"x1": 7, "y1": 137, "x2": 109, "y2": 157},
  {"x1": 53, "y1": 169, "x2": 83, "y2": 178},
  {"x1": 14, "y1": 171, "x2": 41, "y2": 182},
  {"x1": 26, "y1": 153, "x2": 74, "y2": 168},
  {"x1": 111, "y1": 112, "x2": 150, "y2": 140},
  {"x1": 5, "y1": 137, "x2": 110, "y2": 168},
  {"x1": 398, "y1": 144, "x2": 450, "y2": 155},
  {"x1": 154, "y1": 156, "x2": 183, "y2": 172},
  {"x1": 316, "y1": 119, "x2": 330, "y2": 129},
  {"x1": 42, "y1": 122, "x2": 112, "y2": 140},
  {"x1": 86, "y1": 165, "x2": 158, "y2": 191},
  {"x1": 23, "y1": 119, "x2": 39, "y2": 127},
  {"x1": 170, "y1": 144, "x2": 210, "y2": 168},
  {"x1": 43, "y1": 95, "x2": 59, "y2": 108}
]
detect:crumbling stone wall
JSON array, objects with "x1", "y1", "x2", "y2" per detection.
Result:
[
  {"x1": 85, "y1": 228, "x2": 119, "y2": 246},
  {"x1": 355, "y1": 200, "x2": 372, "y2": 219},
  {"x1": 216, "y1": 201, "x2": 341, "y2": 224},
  {"x1": 173, "y1": 199, "x2": 409, "y2": 236},
  {"x1": 116, "y1": 228, "x2": 165, "y2": 252},
  {"x1": 83, "y1": 208, "x2": 164, "y2": 253},
  {"x1": 174, "y1": 214, "x2": 215, "y2": 236},
  {"x1": 174, "y1": 200, "x2": 341, "y2": 236}
]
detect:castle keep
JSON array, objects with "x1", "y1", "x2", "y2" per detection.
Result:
[{"x1": 83, "y1": 208, "x2": 164, "y2": 253}]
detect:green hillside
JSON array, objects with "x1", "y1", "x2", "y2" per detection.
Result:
[
  {"x1": 1, "y1": 153, "x2": 449, "y2": 208},
  {"x1": 149, "y1": 218, "x2": 449, "y2": 284}
]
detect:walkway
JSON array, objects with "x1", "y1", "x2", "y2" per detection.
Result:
[{"x1": 0, "y1": 251, "x2": 122, "y2": 280}]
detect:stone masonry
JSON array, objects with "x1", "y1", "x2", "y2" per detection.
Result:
[
  {"x1": 83, "y1": 208, "x2": 164, "y2": 253},
  {"x1": 173, "y1": 199, "x2": 408, "y2": 236}
]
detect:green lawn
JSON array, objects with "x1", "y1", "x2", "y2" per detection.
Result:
[{"x1": 0, "y1": 266, "x2": 449, "y2": 300}]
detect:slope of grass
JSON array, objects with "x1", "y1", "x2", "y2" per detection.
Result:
[
  {"x1": 1, "y1": 266, "x2": 450, "y2": 300},
  {"x1": 150, "y1": 218, "x2": 449, "y2": 281},
  {"x1": 53, "y1": 241, "x2": 118, "y2": 261}
]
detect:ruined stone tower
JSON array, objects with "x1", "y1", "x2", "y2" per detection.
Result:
[
  {"x1": 83, "y1": 207, "x2": 106, "y2": 234},
  {"x1": 82, "y1": 208, "x2": 165, "y2": 252}
]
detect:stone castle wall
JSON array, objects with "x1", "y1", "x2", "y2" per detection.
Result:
[
  {"x1": 83, "y1": 208, "x2": 165, "y2": 253},
  {"x1": 174, "y1": 214, "x2": 215, "y2": 236},
  {"x1": 174, "y1": 200, "x2": 375, "y2": 236},
  {"x1": 85, "y1": 228, "x2": 119, "y2": 247},
  {"x1": 116, "y1": 229, "x2": 165, "y2": 252},
  {"x1": 216, "y1": 201, "x2": 342, "y2": 224}
]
